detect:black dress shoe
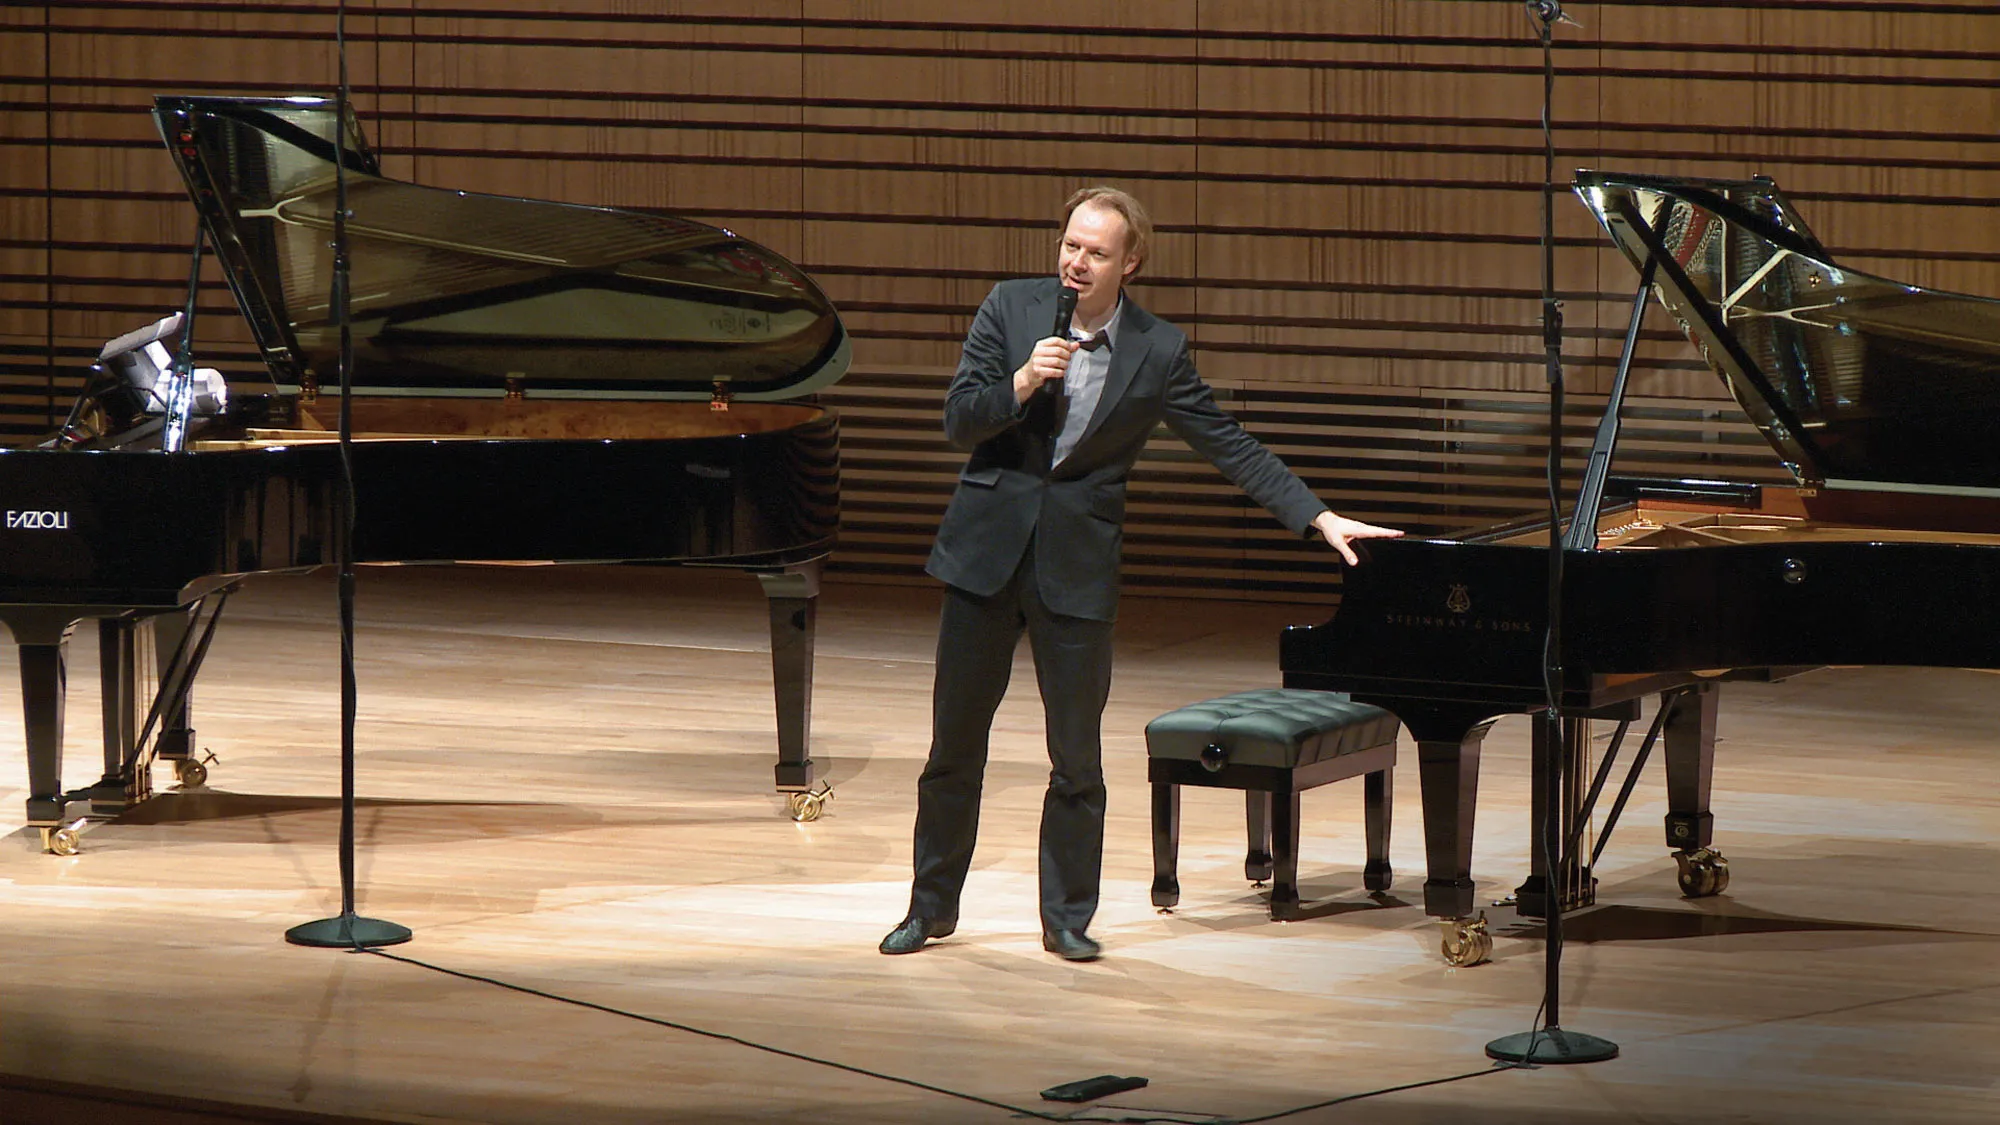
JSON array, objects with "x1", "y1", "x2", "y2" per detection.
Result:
[
  {"x1": 1041, "y1": 929, "x2": 1102, "y2": 962},
  {"x1": 879, "y1": 915, "x2": 956, "y2": 955}
]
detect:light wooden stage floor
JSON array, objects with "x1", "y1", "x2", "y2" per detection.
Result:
[{"x1": 1, "y1": 566, "x2": 1996, "y2": 1124}]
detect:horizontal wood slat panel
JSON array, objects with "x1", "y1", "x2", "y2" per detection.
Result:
[{"x1": 3, "y1": 1, "x2": 1990, "y2": 598}]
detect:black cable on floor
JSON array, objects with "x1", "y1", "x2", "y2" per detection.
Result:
[
  {"x1": 361, "y1": 947, "x2": 1072, "y2": 1122},
  {"x1": 1228, "y1": 1062, "x2": 1515, "y2": 1124},
  {"x1": 360, "y1": 947, "x2": 1526, "y2": 1123}
]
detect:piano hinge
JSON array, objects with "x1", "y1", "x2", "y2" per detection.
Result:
[
  {"x1": 505, "y1": 372, "x2": 526, "y2": 400},
  {"x1": 710, "y1": 380, "x2": 731, "y2": 412}
]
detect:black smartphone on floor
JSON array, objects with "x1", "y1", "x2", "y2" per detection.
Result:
[{"x1": 1039, "y1": 1075, "x2": 1149, "y2": 1102}]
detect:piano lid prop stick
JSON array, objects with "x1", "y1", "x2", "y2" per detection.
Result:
[{"x1": 159, "y1": 229, "x2": 204, "y2": 454}]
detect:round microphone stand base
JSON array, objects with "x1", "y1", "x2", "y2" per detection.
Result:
[
  {"x1": 1485, "y1": 1026, "x2": 1620, "y2": 1065},
  {"x1": 285, "y1": 913, "x2": 413, "y2": 949}
]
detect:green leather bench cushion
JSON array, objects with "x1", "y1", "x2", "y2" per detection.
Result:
[{"x1": 1145, "y1": 688, "x2": 1399, "y2": 769}]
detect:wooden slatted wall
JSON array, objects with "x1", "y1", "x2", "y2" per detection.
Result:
[{"x1": 5, "y1": 2, "x2": 1997, "y2": 601}]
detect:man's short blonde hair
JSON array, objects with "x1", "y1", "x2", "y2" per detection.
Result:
[{"x1": 1062, "y1": 186, "x2": 1151, "y2": 276}]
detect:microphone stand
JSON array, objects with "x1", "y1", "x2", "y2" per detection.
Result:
[
  {"x1": 287, "y1": 0, "x2": 411, "y2": 950},
  {"x1": 1485, "y1": 0, "x2": 1614, "y2": 1066}
]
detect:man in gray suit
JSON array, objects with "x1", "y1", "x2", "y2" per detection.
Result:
[{"x1": 880, "y1": 186, "x2": 1401, "y2": 961}]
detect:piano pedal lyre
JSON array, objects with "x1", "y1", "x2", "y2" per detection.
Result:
[
  {"x1": 1439, "y1": 911, "x2": 1493, "y2": 967},
  {"x1": 38, "y1": 817, "x2": 90, "y2": 857},
  {"x1": 785, "y1": 781, "x2": 833, "y2": 823},
  {"x1": 1673, "y1": 846, "x2": 1730, "y2": 898}
]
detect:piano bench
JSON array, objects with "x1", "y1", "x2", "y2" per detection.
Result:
[{"x1": 1145, "y1": 689, "x2": 1398, "y2": 921}]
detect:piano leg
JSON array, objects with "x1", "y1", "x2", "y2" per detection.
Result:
[
  {"x1": 1415, "y1": 735, "x2": 1483, "y2": 919},
  {"x1": 756, "y1": 564, "x2": 821, "y2": 812},
  {"x1": 1663, "y1": 681, "x2": 1729, "y2": 896},
  {"x1": 1391, "y1": 705, "x2": 1501, "y2": 922},
  {"x1": 20, "y1": 638, "x2": 69, "y2": 827},
  {"x1": 9, "y1": 610, "x2": 116, "y2": 853},
  {"x1": 1409, "y1": 717, "x2": 1497, "y2": 968},
  {"x1": 1363, "y1": 767, "x2": 1393, "y2": 892}
]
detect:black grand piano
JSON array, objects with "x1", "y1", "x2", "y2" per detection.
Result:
[
  {"x1": 1283, "y1": 171, "x2": 2000, "y2": 964},
  {"x1": 0, "y1": 96, "x2": 850, "y2": 853}
]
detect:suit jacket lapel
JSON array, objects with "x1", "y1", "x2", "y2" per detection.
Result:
[
  {"x1": 1022, "y1": 285, "x2": 1056, "y2": 357},
  {"x1": 1072, "y1": 306, "x2": 1153, "y2": 453}
]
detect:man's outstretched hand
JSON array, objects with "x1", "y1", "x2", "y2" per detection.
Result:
[{"x1": 1312, "y1": 510, "x2": 1404, "y2": 566}]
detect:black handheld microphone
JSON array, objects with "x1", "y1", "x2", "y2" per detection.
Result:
[
  {"x1": 1052, "y1": 284, "x2": 1078, "y2": 340},
  {"x1": 1043, "y1": 284, "x2": 1079, "y2": 400}
]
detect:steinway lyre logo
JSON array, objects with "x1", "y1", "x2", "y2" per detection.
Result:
[
  {"x1": 1445, "y1": 583, "x2": 1471, "y2": 614},
  {"x1": 6, "y1": 509, "x2": 69, "y2": 530}
]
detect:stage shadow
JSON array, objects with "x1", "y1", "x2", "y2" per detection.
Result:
[
  {"x1": 54, "y1": 789, "x2": 753, "y2": 845},
  {"x1": 111, "y1": 790, "x2": 535, "y2": 825},
  {"x1": 1167, "y1": 884, "x2": 1412, "y2": 931},
  {"x1": 1500, "y1": 902, "x2": 1999, "y2": 949},
  {"x1": 7, "y1": 786, "x2": 898, "y2": 881},
  {"x1": 1276, "y1": 888, "x2": 1414, "y2": 922}
]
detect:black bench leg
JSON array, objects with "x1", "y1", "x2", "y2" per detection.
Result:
[
  {"x1": 1363, "y1": 767, "x2": 1393, "y2": 892},
  {"x1": 1269, "y1": 790, "x2": 1302, "y2": 921},
  {"x1": 1244, "y1": 790, "x2": 1274, "y2": 883},
  {"x1": 1150, "y1": 782, "x2": 1181, "y2": 909}
]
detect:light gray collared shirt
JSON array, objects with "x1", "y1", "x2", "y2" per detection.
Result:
[{"x1": 1052, "y1": 298, "x2": 1123, "y2": 467}]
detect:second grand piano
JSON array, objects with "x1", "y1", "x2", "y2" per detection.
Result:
[
  {"x1": 0, "y1": 96, "x2": 851, "y2": 850},
  {"x1": 1282, "y1": 171, "x2": 2000, "y2": 963}
]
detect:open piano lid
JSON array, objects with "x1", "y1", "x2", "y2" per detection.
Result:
[
  {"x1": 1574, "y1": 170, "x2": 2000, "y2": 497},
  {"x1": 153, "y1": 95, "x2": 849, "y2": 401}
]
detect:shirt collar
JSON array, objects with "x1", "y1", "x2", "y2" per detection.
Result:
[{"x1": 1071, "y1": 294, "x2": 1124, "y2": 350}]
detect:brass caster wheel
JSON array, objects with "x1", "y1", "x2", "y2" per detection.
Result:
[
  {"x1": 785, "y1": 783, "x2": 832, "y2": 823},
  {"x1": 40, "y1": 819, "x2": 86, "y2": 857},
  {"x1": 1439, "y1": 912, "x2": 1492, "y2": 967},
  {"x1": 174, "y1": 759, "x2": 209, "y2": 788},
  {"x1": 1674, "y1": 847, "x2": 1730, "y2": 897}
]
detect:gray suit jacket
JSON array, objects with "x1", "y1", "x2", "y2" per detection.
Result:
[{"x1": 925, "y1": 277, "x2": 1327, "y2": 621}]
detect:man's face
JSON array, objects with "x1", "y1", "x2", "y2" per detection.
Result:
[{"x1": 1058, "y1": 202, "x2": 1138, "y2": 312}]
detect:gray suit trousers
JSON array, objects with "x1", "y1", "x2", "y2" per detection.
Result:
[{"x1": 908, "y1": 536, "x2": 1115, "y2": 933}]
